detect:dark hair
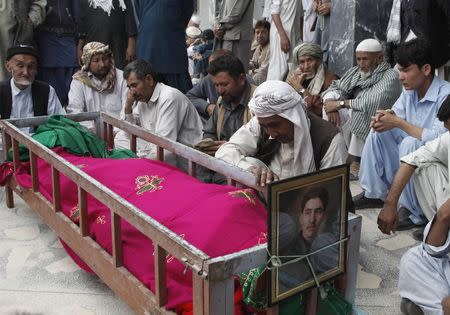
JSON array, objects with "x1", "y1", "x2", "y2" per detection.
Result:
[
  {"x1": 254, "y1": 20, "x2": 270, "y2": 31},
  {"x1": 123, "y1": 59, "x2": 158, "y2": 81},
  {"x1": 437, "y1": 95, "x2": 450, "y2": 122},
  {"x1": 208, "y1": 54, "x2": 245, "y2": 80},
  {"x1": 202, "y1": 29, "x2": 214, "y2": 41},
  {"x1": 395, "y1": 38, "x2": 434, "y2": 73},
  {"x1": 300, "y1": 187, "x2": 329, "y2": 214}
]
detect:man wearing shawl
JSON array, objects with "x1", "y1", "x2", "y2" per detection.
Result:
[
  {"x1": 321, "y1": 38, "x2": 401, "y2": 178},
  {"x1": 67, "y1": 42, "x2": 128, "y2": 129},
  {"x1": 355, "y1": 39, "x2": 450, "y2": 230},
  {"x1": 286, "y1": 42, "x2": 338, "y2": 117},
  {"x1": 215, "y1": 80, "x2": 346, "y2": 185}
]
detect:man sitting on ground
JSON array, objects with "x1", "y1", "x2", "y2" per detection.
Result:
[
  {"x1": 355, "y1": 38, "x2": 450, "y2": 230},
  {"x1": 215, "y1": 80, "x2": 347, "y2": 186},
  {"x1": 0, "y1": 44, "x2": 64, "y2": 124},
  {"x1": 287, "y1": 42, "x2": 339, "y2": 117},
  {"x1": 114, "y1": 59, "x2": 202, "y2": 166},
  {"x1": 322, "y1": 38, "x2": 402, "y2": 179},
  {"x1": 248, "y1": 20, "x2": 270, "y2": 86},
  {"x1": 67, "y1": 42, "x2": 128, "y2": 129}
]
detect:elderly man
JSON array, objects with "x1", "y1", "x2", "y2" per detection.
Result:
[
  {"x1": 287, "y1": 42, "x2": 338, "y2": 117},
  {"x1": 322, "y1": 38, "x2": 402, "y2": 178},
  {"x1": 0, "y1": 44, "x2": 65, "y2": 152},
  {"x1": 248, "y1": 20, "x2": 271, "y2": 85},
  {"x1": 355, "y1": 39, "x2": 450, "y2": 230},
  {"x1": 67, "y1": 42, "x2": 128, "y2": 128},
  {"x1": 114, "y1": 59, "x2": 202, "y2": 165},
  {"x1": 215, "y1": 80, "x2": 346, "y2": 186}
]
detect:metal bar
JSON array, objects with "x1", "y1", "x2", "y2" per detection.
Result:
[
  {"x1": 131, "y1": 135, "x2": 137, "y2": 153},
  {"x1": 30, "y1": 151, "x2": 39, "y2": 192},
  {"x1": 52, "y1": 167, "x2": 61, "y2": 212},
  {"x1": 78, "y1": 187, "x2": 88, "y2": 237},
  {"x1": 156, "y1": 147, "x2": 164, "y2": 162},
  {"x1": 112, "y1": 212, "x2": 123, "y2": 267},
  {"x1": 192, "y1": 273, "x2": 205, "y2": 315},
  {"x1": 154, "y1": 245, "x2": 167, "y2": 307},
  {"x1": 188, "y1": 160, "x2": 197, "y2": 178}
]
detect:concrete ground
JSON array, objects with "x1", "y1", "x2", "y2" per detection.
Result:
[{"x1": 0, "y1": 181, "x2": 419, "y2": 315}]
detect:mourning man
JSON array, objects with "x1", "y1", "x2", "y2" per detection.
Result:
[
  {"x1": 287, "y1": 42, "x2": 338, "y2": 117},
  {"x1": 248, "y1": 20, "x2": 270, "y2": 86},
  {"x1": 67, "y1": 42, "x2": 128, "y2": 129},
  {"x1": 215, "y1": 80, "x2": 346, "y2": 186},
  {"x1": 115, "y1": 59, "x2": 202, "y2": 165},
  {"x1": 322, "y1": 38, "x2": 402, "y2": 178},
  {"x1": 355, "y1": 38, "x2": 450, "y2": 230}
]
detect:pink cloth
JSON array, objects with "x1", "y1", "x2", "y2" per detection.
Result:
[{"x1": 15, "y1": 148, "x2": 267, "y2": 309}]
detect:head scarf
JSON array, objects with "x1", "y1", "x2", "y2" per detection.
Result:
[
  {"x1": 73, "y1": 42, "x2": 116, "y2": 92},
  {"x1": 293, "y1": 42, "x2": 323, "y2": 61},
  {"x1": 88, "y1": 0, "x2": 126, "y2": 16},
  {"x1": 249, "y1": 81, "x2": 316, "y2": 175}
]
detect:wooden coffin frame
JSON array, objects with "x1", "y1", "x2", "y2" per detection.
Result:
[{"x1": 0, "y1": 112, "x2": 362, "y2": 315}]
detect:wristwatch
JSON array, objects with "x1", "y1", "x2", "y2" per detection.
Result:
[
  {"x1": 339, "y1": 100, "x2": 345, "y2": 109},
  {"x1": 299, "y1": 88, "x2": 306, "y2": 96}
]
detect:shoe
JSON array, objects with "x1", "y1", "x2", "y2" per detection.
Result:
[
  {"x1": 352, "y1": 192, "x2": 384, "y2": 209},
  {"x1": 400, "y1": 297, "x2": 424, "y2": 315},
  {"x1": 412, "y1": 227, "x2": 425, "y2": 242},
  {"x1": 396, "y1": 207, "x2": 417, "y2": 231}
]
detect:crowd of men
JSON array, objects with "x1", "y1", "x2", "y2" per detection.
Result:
[{"x1": 1, "y1": 0, "x2": 450, "y2": 314}]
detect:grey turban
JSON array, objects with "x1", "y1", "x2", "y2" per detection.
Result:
[{"x1": 293, "y1": 43, "x2": 323, "y2": 61}]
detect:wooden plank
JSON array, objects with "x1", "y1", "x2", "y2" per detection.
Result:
[
  {"x1": 157, "y1": 146, "x2": 164, "y2": 161},
  {"x1": 227, "y1": 178, "x2": 236, "y2": 186},
  {"x1": 30, "y1": 151, "x2": 39, "y2": 192},
  {"x1": 131, "y1": 135, "x2": 137, "y2": 153},
  {"x1": 266, "y1": 305, "x2": 279, "y2": 315},
  {"x1": 154, "y1": 245, "x2": 167, "y2": 307},
  {"x1": 5, "y1": 112, "x2": 99, "y2": 128},
  {"x1": 2, "y1": 130, "x2": 14, "y2": 208},
  {"x1": 188, "y1": 160, "x2": 197, "y2": 178},
  {"x1": 78, "y1": 187, "x2": 88, "y2": 237},
  {"x1": 112, "y1": 211, "x2": 123, "y2": 267},
  {"x1": 51, "y1": 167, "x2": 61, "y2": 212},
  {"x1": 204, "y1": 278, "x2": 234, "y2": 315},
  {"x1": 103, "y1": 122, "x2": 108, "y2": 142},
  {"x1": 107, "y1": 124, "x2": 114, "y2": 148},
  {"x1": 305, "y1": 288, "x2": 318, "y2": 315},
  {"x1": 344, "y1": 213, "x2": 362, "y2": 305},
  {"x1": 192, "y1": 273, "x2": 204, "y2": 315},
  {"x1": 12, "y1": 139, "x2": 19, "y2": 170}
]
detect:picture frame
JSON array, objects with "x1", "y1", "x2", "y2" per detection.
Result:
[{"x1": 267, "y1": 165, "x2": 349, "y2": 305}]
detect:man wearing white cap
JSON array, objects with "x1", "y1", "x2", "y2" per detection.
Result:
[
  {"x1": 215, "y1": 80, "x2": 346, "y2": 185},
  {"x1": 322, "y1": 38, "x2": 401, "y2": 180}
]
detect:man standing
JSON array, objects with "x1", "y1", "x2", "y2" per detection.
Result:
[
  {"x1": 287, "y1": 42, "x2": 338, "y2": 117},
  {"x1": 355, "y1": 39, "x2": 450, "y2": 230},
  {"x1": 0, "y1": 45, "x2": 64, "y2": 124},
  {"x1": 67, "y1": 42, "x2": 128, "y2": 128},
  {"x1": 313, "y1": 0, "x2": 331, "y2": 63},
  {"x1": 134, "y1": 0, "x2": 194, "y2": 93},
  {"x1": 322, "y1": 39, "x2": 402, "y2": 178},
  {"x1": 248, "y1": 20, "x2": 271, "y2": 86},
  {"x1": 266, "y1": 0, "x2": 303, "y2": 81},
  {"x1": 0, "y1": 0, "x2": 46, "y2": 81},
  {"x1": 115, "y1": 59, "x2": 202, "y2": 164},
  {"x1": 213, "y1": 0, "x2": 254, "y2": 72}
]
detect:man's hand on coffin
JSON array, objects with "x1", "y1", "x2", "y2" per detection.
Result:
[
  {"x1": 377, "y1": 202, "x2": 398, "y2": 235},
  {"x1": 249, "y1": 166, "x2": 279, "y2": 187},
  {"x1": 202, "y1": 140, "x2": 227, "y2": 156}
]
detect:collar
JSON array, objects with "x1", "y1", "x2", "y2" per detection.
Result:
[
  {"x1": 419, "y1": 76, "x2": 440, "y2": 103},
  {"x1": 10, "y1": 78, "x2": 31, "y2": 96},
  {"x1": 221, "y1": 81, "x2": 250, "y2": 110},
  {"x1": 149, "y1": 82, "x2": 162, "y2": 104}
]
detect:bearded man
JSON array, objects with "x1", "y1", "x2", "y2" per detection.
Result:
[{"x1": 286, "y1": 42, "x2": 338, "y2": 117}]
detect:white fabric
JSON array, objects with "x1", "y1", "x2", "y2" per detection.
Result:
[
  {"x1": 355, "y1": 39, "x2": 382, "y2": 52},
  {"x1": 248, "y1": 80, "x2": 315, "y2": 175},
  {"x1": 186, "y1": 26, "x2": 201, "y2": 38},
  {"x1": 114, "y1": 83, "x2": 202, "y2": 164},
  {"x1": 322, "y1": 105, "x2": 351, "y2": 149},
  {"x1": 302, "y1": 0, "x2": 317, "y2": 43},
  {"x1": 88, "y1": 0, "x2": 126, "y2": 16},
  {"x1": 67, "y1": 68, "x2": 127, "y2": 128},
  {"x1": 386, "y1": 0, "x2": 402, "y2": 44},
  {"x1": 266, "y1": 0, "x2": 303, "y2": 80},
  {"x1": 190, "y1": 14, "x2": 201, "y2": 25},
  {"x1": 348, "y1": 133, "x2": 365, "y2": 157}
]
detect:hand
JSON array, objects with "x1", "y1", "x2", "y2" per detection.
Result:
[
  {"x1": 206, "y1": 104, "x2": 216, "y2": 116},
  {"x1": 214, "y1": 28, "x2": 224, "y2": 40},
  {"x1": 249, "y1": 166, "x2": 279, "y2": 187},
  {"x1": 377, "y1": 202, "x2": 398, "y2": 234},
  {"x1": 317, "y1": 2, "x2": 331, "y2": 15},
  {"x1": 324, "y1": 100, "x2": 340, "y2": 113},
  {"x1": 371, "y1": 110, "x2": 398, "y2": 132},
  {"x1": 124, "y1": 90, "x2": 135, "y2": 114},
  {"x1": 327, "y1": 111, "x2": 341, "y2": 126},
  {"x1": 279, "y1": 33, "x2": 290, "y2": 53},
  {"x1": 203, "y1": 140, "x2": 227, "y2": 156},
  {"x1": 287, "y1": 71, "x2": 307, "y2": 92},
  {"x1": 125, "y1": 43, "x2": 136, "y2": 63}
]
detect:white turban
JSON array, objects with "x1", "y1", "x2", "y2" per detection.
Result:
[
  {"x1": 355, "y1": 39, "x2": 383, "y2": 52},
  {"x1": 249, "y1": 80, "x2": 316, "y2": 175},
  {"x1": 186, "y1": 26, "x2": 201, "y2": 38}
]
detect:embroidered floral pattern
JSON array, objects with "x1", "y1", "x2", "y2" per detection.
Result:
[
  {"x1": 135, "y1": 175, "x2": 164, "y2": 195},
  {"x1": 69, "y1": 206, "x2": 80, "y2": 223},
  {"x1": 96, "y1": 215, "x2": 106, "y2": 225},
  {"x1": 228, "y1": 189, "x2": 257, "y2": 205}
]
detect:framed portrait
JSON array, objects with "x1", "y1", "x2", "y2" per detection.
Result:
[{"x1": 267, "y1": 165, "x2": 349, "y2": 305}]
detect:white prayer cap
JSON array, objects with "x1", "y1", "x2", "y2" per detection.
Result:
[
  {"x1": 355, "y1": 39, "x2": 382, "y2": 52},
  {"x1": 190, "y1": 14, "x2": 201, "y2": 25},
  {"x1": 186, "y1": 26, "x2": 201, "y2": 38}
]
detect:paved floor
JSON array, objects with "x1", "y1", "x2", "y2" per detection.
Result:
[{"x1": 0, "y1": 181, "x2": 419, "y2": 314}]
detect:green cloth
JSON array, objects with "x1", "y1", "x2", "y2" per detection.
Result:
[{"x1": 8, "y1": 115, "x2": 136, "y2": 161}]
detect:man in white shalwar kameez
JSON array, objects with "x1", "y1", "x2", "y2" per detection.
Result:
[
  {"x1": 265, "y1": 0, "x2": 303, "y2": 81},
  {"x1": 215, "y1": 80, "x2": 346, "y2": 186}
]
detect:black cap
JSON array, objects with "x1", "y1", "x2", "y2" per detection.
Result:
[
  {"x1": 6, "y1": 44, "x2": 39, "y2": 61},
  {"x1": 202, "y1": 29, "x2": 214, "y2": 41}
]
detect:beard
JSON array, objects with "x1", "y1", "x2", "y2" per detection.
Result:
[
  {"x1": 359, "y1": 70, "x2": 372, "y2": 80},
  {"x1": 14, "y1": 78, "x2": 33, "y2": 87}
]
